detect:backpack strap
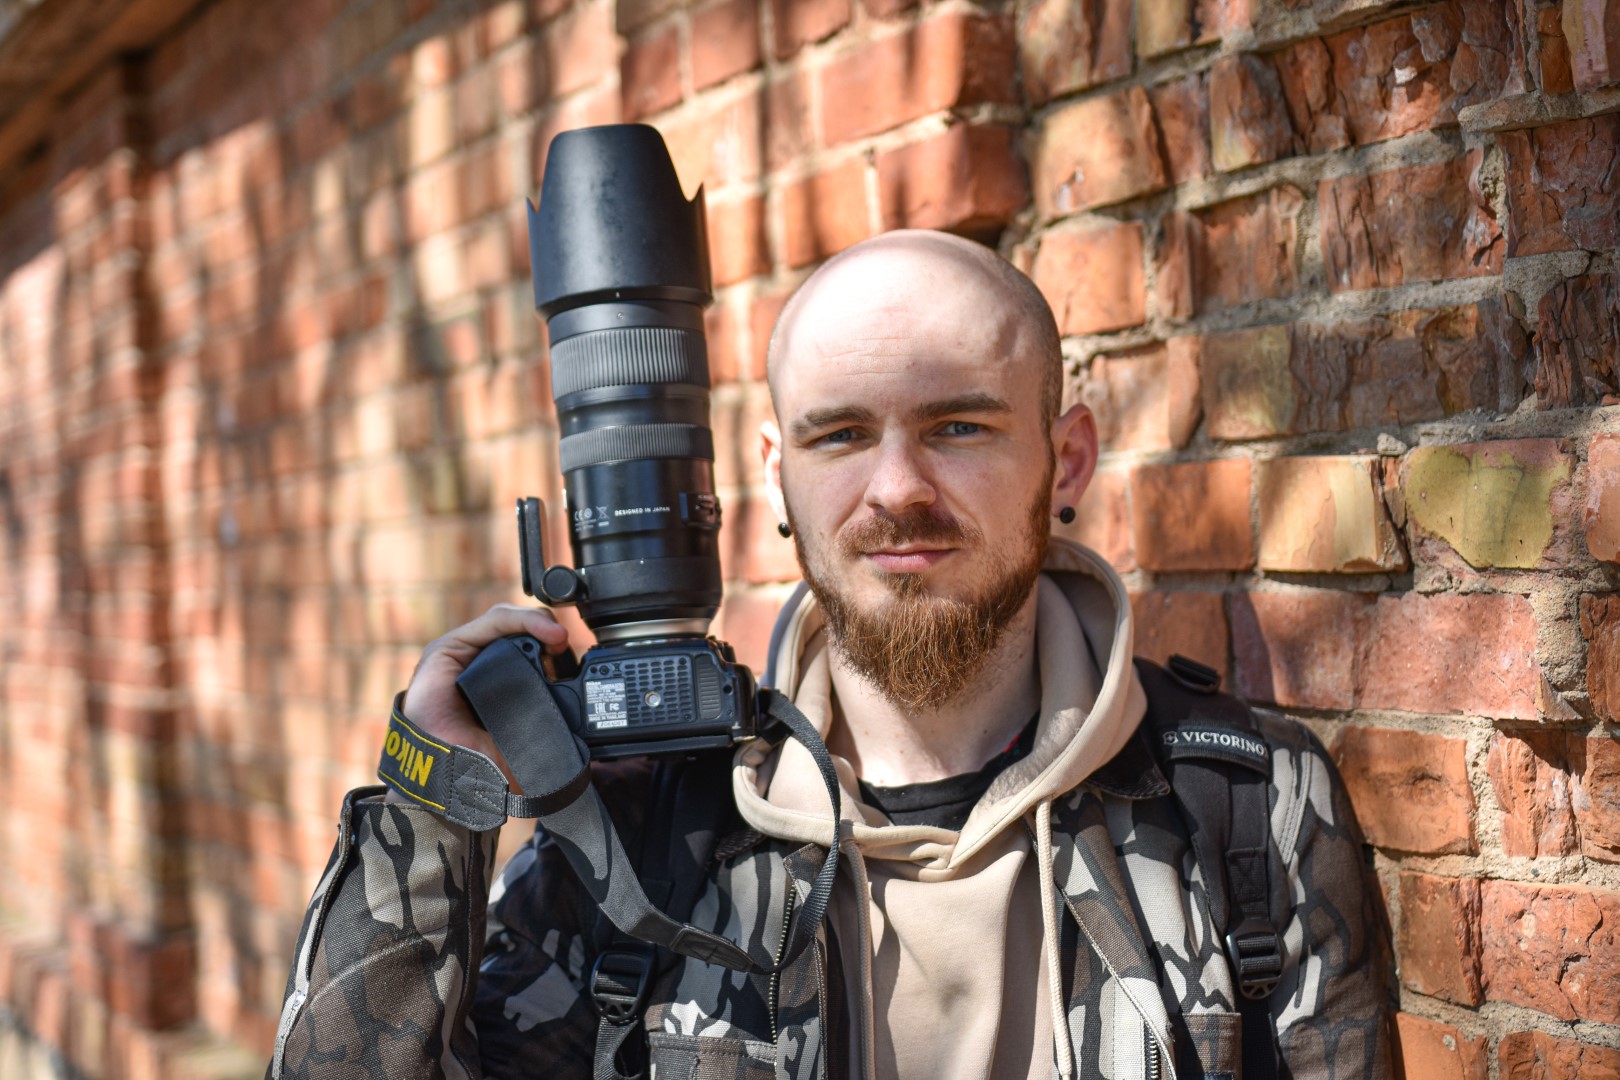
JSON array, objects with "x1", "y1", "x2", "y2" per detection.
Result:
[
  {"x1": 590, "y1": 750, "x2": 745, "y2": 1080},
  {"x1": 1135, "y1": 655, "x2": 1281, "y2": 1080}
]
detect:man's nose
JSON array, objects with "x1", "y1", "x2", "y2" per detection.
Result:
[{"x1": 863, "y1": 437, "x2": 936, "y2": 513}]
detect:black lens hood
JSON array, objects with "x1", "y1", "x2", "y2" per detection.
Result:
[{"x1": 529, "y1": 124, "x2": 712, "y2": 318}]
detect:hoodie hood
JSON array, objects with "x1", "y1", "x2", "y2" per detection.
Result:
[{"x1": 732, "y1": 538, "x2": 1147, "y2": 879}]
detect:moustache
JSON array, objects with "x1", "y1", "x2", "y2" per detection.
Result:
[{"x1": 837, "y1": 510, "x2": 980, "y2": 558}]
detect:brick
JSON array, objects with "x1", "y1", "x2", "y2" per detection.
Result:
[
  {"x1": 1033, "y1": 86, "x2": 1168, "y2": 216},
  {"x1": 1482, "y1": 880, "x2": 1620, "y2": 1023},
  {"x1": 772, "y1": 0, "x2": 850, "y2": 59},
  {"x1": 1131, "y1": 459, "x2": 1253, "y2": 572},
  {"x1": 1055, "y1": 469, "x2": 1134, "y2": 572},
  {"x1": 1397, "y1": 873, "x2": 1484, "y2": 1005},
  {"x1": 1229, "y1": 588, "x2": 1368, "y2": 709},
  {"x1": 1487, "y1": 731, "x2": 1580, "y2": 858},
  {"x1": 779, "y1": 159, "x2": 871, "y2": 268},
  {"x1": 1018, "y1": 0, "x2": 1132, "y2": 105},
  {"x1": 714, "y1": 582, "x2": 804, "y2": 671},
  {"x1": 875, "y1": 124, "x2": 1027, "y2": 236},
  {"x1": 819, "y1": 12, "x2": 1017, "y2": 146},
  {"x1": 1257, "y1": 457, "x2": 1406, "y2": 573},
  {"x1": 749, "y1": 287, "x2": 791, "y2": 380},
  {"x1": 616, "y1": 0, "x2": 679, "y2": 34},
  {"x1": 1275, "y1": 3, "x2": 1514, "y2": 154},
  {"x1": 1335, "y1": 727, "x2": 1476, "y2": 853},
  {"x1": 1200, "y1": 302, "x2": 1527, "y2": 441},
  {"x1": 1586, "y1": 431, "x2": 1620, "y2": 564},
  {"x1": 1131, "y1": 590, "x2": 1230, "y2": 673},
  {"x1": 1536, "y1": 1, "x2": 1575, "y2": 94},
  {"x1": 764, "y1": 73, "x2": 815, "y2": 171},
  {"x1": 1394, "y1": 1014, "x2": 1487, "y2": 1080},
  {"x1": 1078, "y1": 339, "x2": 1201, "y2": 452},
  {"x1": 707, "y1": 196, "x2": 769, "y2": 286},
  {"x1": 1565, "y1": 0, "x2": 1620, "y2": 89},
  {"x1": 659, "y1": 91, "x2": 764, "y2": 191},
  {"x1": 1138, "y1": 0, "x2": 1249, "y2": 58},
  {"x1": 1573, "y1": 732, "x2": 1620, "y2": 860},
  {"x1": 1160, "y1": 186, "x2": 1304, "y2": 317},
  {"x1": 1501, "y1": 115, "x2": 1620, "y2": 257},
  {"x1": 1148, "y1": 75, "x2": 1211, "y2": 185},
  {"x1": 1500, "y1": 1030, "x2": 1620, "y2": 1080},
  {"x1": 1535, "y1": 274, "x2": 1620, "y2": 409},
  {"x1": 1209, "y1": 54, "x2": 1298, "y2": 172},
  {"x1": 1031, "y1": 221, "x2": 1146, "y2": 336},
  {"x1": 692, "y1": 0, "x2": 761, "y2": 91},
  {"x1": 722, "y1": 494, "x2": 802, "y2": 584},
  {"x1": 1360, "y1": 592, "x2": 1539, "y2": 720},
  {"x1": 547, "y1": 0, "x2": 617, "y2": 98},
  {"x1": 1581, "y1": 594, "x2": 1620, "y2": 723},
  {"x1": 1321, "y1": 153, "x2": 1502, "y2": 293},
  {"x1": 621, "y1": 24, "x2": 682, "y2": 121},
  {"x1": 1403, "y1": 440, "x2": 1576, "y2": 570}
]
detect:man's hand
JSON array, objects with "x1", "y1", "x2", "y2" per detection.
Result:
[{"x1": 386, "y1": 603, "x2": 572, "y2": 801}]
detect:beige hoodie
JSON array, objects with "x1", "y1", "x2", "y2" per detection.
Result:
[{"x1": 731, "y1": 540, "x2": 1148, "y2": 1079}]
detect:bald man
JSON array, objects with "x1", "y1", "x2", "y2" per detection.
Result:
[{"x1": 271, "y1": 232, "x2": 1393, "y2": 1080}]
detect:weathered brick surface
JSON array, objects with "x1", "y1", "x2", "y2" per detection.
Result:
[
  {"x1": 1482, "y1": 880, "x2": 1620, "y2": 1023},
  {"x1": 875, "y1": 124, "x2": 1027, "y2": 235},
  {"x1": 1360, "y1": 592, "x2": 1540, "y2": 720},
  {"x1": 1157, "y1": 186, "x2": 1304, "y2": 316},
  {"x1": 1403, "y1": 440, "x2": 1576, "y2": 570},
  {"x1": 1138, "y1": 0, "x2": 1249, "y2": 58},
  {"x1": 1078, "y1": 339, "x2": 1201, "y2": 452},
  {"x1": 1581, "y1": 594, "x2": 1620, "y2": 724},
  {"x1": 1589, "y1": 435, "x2": 1620, "y2": 561},
  {"x1": 1018, "y1": 0, "x2": 1132, "y2": 105},
  {"x1": 1397, "y1": 873, "x2": 1484, "y2": 1005},
  {"x1": 1498, "y1": 1029, "x2": 1620, "y2": 1080},
  {"x1": 1336, "y1": 727, "x2": 1477, "y2": 854},
  {"x1": 1231, "y1": 587, "x2": 1368, "y2": 709},
  {"x1": 1564, "y1": 0, "x2": 1620, "y2": 90},
  {"x1": 1032, "y1": 221, "x2": 1147, "y2": 337},
  {"x1": 1394, "y1": 1013, "x2": 1487, "y2": 1080},
  {"x1": 1501, "y1": 114, "x2": 1620, "y2": 257},
  {"x1": 1033, "y1": 86, "x2": 1169, "y2": 217},
  {"x1": 1321, "y1": 153, "x2": 1503, "y2": 293},
  {"x1": 1057, "y1": 469, "x2": 1134, "y2": 572},
  {"x1": 1535, "y1": 273, "x2": 1620, "y2": 408},
  {"x1": 1131, "y1": 459, "x2": 1254, "y2": 572},
  {"x1": 1200, "y1": 302, "x2": 1527, "y2": 440},
  {"x1": 1256, "y1": 457, "x2": 1406, "y2": 573},
  {"x1": 692, "y1": 0, "x2": 761, "y2": 90},
  {"x1": 1487, "y1": 730, "x2": 1581, "y2": 858},
  {"x1": 771, "y1": 0, "x2": 848, "y2": 59},
  {"x1": 1209, "y1": 53, "x2": 1297, "y2": 172},
  {"x1": 1131, "y1": 590, "x2": 1230, "y2": 673}
]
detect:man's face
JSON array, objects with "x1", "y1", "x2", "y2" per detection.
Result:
[{"x1": 763, "y1": 241, "x2": 1070, "y2": 708}]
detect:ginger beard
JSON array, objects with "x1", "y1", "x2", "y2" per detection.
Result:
[{"x1": 786, "y1": 456, "x2": 1055, "y2": 713}]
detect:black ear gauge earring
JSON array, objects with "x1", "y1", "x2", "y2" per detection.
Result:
[
  {"x1": 778, "y1": 522, "x2": 793, "y2": 538},
  {"x1": 1057, "y1": 506, "x2": 1076, "y2": 525}
]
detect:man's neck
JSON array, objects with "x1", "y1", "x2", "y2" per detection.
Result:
[{"x1": 824, "y1": 592, "x2": 1042, "y2": 788}]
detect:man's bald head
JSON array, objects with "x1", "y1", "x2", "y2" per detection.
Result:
[{"x1": 765, "y1": 231, "x2": 1064, "y2": 424}]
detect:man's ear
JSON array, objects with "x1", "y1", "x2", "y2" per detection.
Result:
[
  {"x1": 1050, "y1": 402, "x2": 1099, "y2": 513},
  {"x1": 761, "y1": 418, "x2": 788, "y2": 524}
]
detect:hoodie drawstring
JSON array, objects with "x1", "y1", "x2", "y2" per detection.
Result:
[
  {"x1": 1036, "y1": 797, "x2": 1076, "y2": 1080},
  {"x1": 844, "y1": 836, "x2": 879, "y2": 1080}
]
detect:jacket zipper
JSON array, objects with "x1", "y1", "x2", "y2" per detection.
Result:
[
  {"x1": 1145, "y1": 1026, "x2": 1162, "y2": 1080},
  {"x1": 768, "y1": 873, "x2": 797, "y2": 1044}
]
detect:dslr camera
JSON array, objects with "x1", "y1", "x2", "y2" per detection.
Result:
[{"x1": 464, "y1": 124, "x2": 758, "y2": 760}]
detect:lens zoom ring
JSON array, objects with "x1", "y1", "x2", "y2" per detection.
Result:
[
  {"x1": 551, "y1": 327, "x2": 710, "y2": 398},
  {"x1": 559, "y1": 423, "x2": 715, "y2": 471}
]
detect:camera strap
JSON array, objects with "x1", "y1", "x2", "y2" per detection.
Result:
[{"x1": 380, "y1": 639, "x2": 841, "y2": 976}]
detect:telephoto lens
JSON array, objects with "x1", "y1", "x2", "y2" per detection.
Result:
[{"x1": 527, "y1": 124, "x2": 723, "y2": 641}]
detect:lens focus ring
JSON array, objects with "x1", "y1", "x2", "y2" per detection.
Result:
[
  {"x1": 559, "y1": 423, "x2": 715, "y2": 472},
  {"x1": 550, "y1": 326, "x2": 710, "y2": 398}
]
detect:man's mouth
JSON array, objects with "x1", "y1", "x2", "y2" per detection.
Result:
[{"x1": 864, "y1": 547, "x2": 954, "y2": 573}]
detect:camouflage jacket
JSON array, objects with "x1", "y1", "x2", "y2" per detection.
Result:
[{"x1": 270, "y1": 709, "x2": 1393, "y2": 1080}]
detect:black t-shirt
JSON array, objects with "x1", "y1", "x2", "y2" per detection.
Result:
[{"x1": 856, "y1": 715, "x2": 1039, "y2": 832}]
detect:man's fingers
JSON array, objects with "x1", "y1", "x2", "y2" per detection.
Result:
[{"x1": 433, "y1": 603, "x2": 569, "y2": 663}]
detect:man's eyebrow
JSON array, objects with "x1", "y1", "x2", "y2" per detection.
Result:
[
  {"x1": 910, "y1": 392, "x2": 1012, "y2": 423},
  {"x1": 789, "y1": 404, "x2": 876, "y2": 440}
]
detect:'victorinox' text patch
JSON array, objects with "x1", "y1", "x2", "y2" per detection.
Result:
[{"x1": 1160, "y1": 727, "x2": 1270, "y2": 773}]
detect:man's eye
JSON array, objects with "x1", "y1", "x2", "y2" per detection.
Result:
[{"x1": 941, "y1": 421, "x2": 983, "y2": 436}]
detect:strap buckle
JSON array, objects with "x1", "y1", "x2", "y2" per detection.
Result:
[
  {"x1": 1225, "y1": 917, "x2": 1283, "y2": 1000},
  {"x1": 591, "y1": 948, "x2": 655, "y2": 1024}
]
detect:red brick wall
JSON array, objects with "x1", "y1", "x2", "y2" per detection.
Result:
[{"x1": 0, "y1": 0, "x2": 1617, "y2": 1075}]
